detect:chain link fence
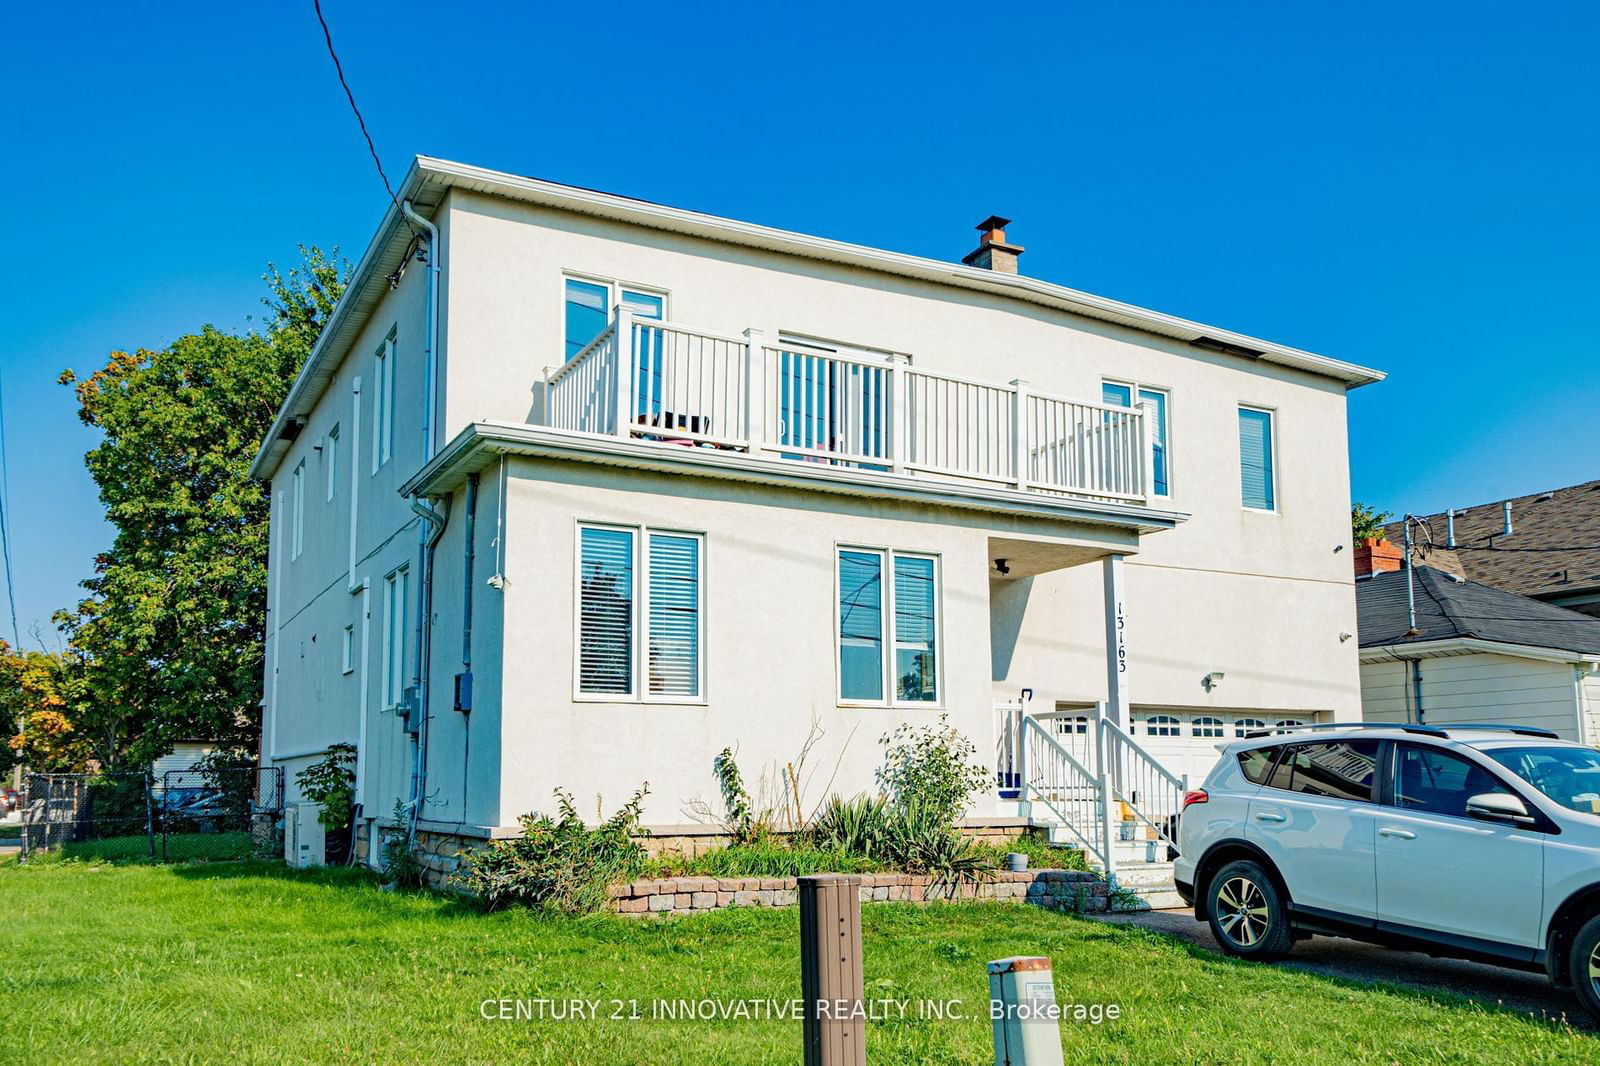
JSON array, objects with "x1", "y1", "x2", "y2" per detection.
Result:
[{"x1": 19, "y1": 767, "x2": 284, "y2": 864}]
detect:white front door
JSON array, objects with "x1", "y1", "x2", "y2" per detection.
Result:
[
  {"x1": 1247, "y1": 739, "x2": 1381, "y2": 919},
  {"x1": 1374, "y1": 743, "x2": 1545, "y2": 949}
]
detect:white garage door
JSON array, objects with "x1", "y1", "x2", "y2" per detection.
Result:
[{"x1": 1128, "y1": 710, "x2": 1315, "y2": 786}]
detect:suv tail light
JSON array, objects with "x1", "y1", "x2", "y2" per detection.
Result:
[{"x1": 1182, "y1": 789, "x2": 1209, "y2": 811}]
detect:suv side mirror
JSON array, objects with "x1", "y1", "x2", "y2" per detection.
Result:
[{"x1": 1465, "y1": 791, "x2": 1535, "y2": 826}]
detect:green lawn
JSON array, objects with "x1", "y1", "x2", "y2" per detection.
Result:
[
  {"x1": 22, "y1": 831, "x2": 259, "y2": 863},
  {"x1": 2, "y1": 858, "x2": 1594, "y2": 1064}
]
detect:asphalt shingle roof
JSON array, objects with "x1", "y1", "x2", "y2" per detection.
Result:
[
  {"x1": 1356, "y1": 565, "x2": 1600, "y2": 656},
  {"x1": 1381, "y1": 479, "x2": 1600, "y2": 605}
]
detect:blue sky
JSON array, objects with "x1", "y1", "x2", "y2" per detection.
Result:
[{"x1": 2, "y1": 1, "x2": 1596, "y2": 645}]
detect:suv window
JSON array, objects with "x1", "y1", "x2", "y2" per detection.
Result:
[
  {"x1": 1261, "y1": 741, "x2": 1379, "y2": 801},
  {"x1": 1394, "y1": 744, "x2": 1515, "y2": 818},
  {"x1": 1238, "y1": 747, "x2": 1278, "y2": 785}
]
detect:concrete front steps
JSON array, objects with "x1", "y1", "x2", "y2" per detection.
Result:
[{"x1": 1038, "y1": 827, "x2": 1186, "y2": 912}]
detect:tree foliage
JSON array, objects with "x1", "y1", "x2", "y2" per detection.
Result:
[
  {"x1": 46, "y1": 247, "x2": 348, "y2": 770},
  {"x1": 1351, "y1": 502, "x2": 1393, "y2": 545},
  {"x1": 1, "y1": 640, "x2": 94, "y2": 772}
]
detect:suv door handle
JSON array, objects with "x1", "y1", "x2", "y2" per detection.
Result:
[
  {"x1": 1254, "y1": 812, "x2": 1286, "y2": 823},
  {"x1": 1378, "y1": 827, "x2": 1416, "y2": 840}
]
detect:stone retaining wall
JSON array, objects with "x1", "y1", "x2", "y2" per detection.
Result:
[{"x1": 606, "y1": 869, "x2": 1108, "y2": 916}]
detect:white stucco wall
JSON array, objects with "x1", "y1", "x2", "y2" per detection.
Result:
[{"x1": 266, "y1": 182, "x2": 1369, "y2": 835}]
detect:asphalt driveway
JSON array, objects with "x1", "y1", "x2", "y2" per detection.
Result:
[{"x1": 1098, "y1": 907, "x2": 1593, "y2": 1030}]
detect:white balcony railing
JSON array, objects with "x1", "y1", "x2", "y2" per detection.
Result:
[{"x1": 542, "y1": 307, "x2": 1157, "y2": 505}]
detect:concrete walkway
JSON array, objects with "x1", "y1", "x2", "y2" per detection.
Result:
[{"x1": 1097, "y1": 907, "x2": 1592, "y2": 1031}]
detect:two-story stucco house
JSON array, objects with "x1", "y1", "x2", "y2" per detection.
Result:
[{"x1": 251, "y1": 157, "x2": 1383, "y2": 869}]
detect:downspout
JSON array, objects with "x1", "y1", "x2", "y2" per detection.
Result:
[
  {"x1": 399, "y1": 198, "x2": 444, "y2": 844},
  {"x1": 407, "y1": 496, "x2": 449, "y2": 842},
  {"x1": 459, "y1": 473, "x2": 479, "y2": 818},
  {"x1": 1409, "y1": 658, "x2": 1425, "y2": 725}
]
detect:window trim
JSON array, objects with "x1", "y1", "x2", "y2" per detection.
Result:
[
  {"x1": 562, "y1": 273, "x2": 670, "y2": 364},
  {"x1": 1238, "y1": 403, "x2": 1279, "y2": 513},
  {"x1": 833, "y1": 543, "x2": 944, "y2": 709},
  {"x1": 340, "y1": 623, "x2": 355, "y2": 675},
  {"x1": 381, "y1": 564, "x2": 410, "y2": 710},
  {"x1": 572, "y1": 520, "x2": 707, "y2": 705},
  {"x1": 325, "y1": 424, "x2": 340, "y2": 501},
  {"x1": 290, "y1": 460, "x2": 305, "y2": 561},
  {"x1": 1102, "y1": 378, "x2": 1172, "y2": 498},
  {"x1": 372, "y1": 330, "x2": 396, "y2": 473}
]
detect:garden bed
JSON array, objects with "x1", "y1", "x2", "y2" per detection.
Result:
[{"x1": 609, "y1": 868, "x2": 1110, "y2": 915}]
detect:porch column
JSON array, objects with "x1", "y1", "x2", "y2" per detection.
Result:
[{"x1": 1102, "y1": 553, "x2": 1129, "y2": 728}]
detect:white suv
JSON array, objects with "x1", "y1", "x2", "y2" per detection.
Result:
[{"x1": 1175, "y1": 723, "x2": 1600, "y2": 1019}]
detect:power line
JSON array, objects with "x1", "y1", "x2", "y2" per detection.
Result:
[
  {"x1": 311, "y1": 0, "x2": 414, "y2": 232},
  {"x1": 0, "y1": 364, "x2": 19, "y2": 648}
]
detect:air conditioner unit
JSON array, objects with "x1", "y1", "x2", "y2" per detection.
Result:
[{"x1": 284, "y1": 802, "x2": 325, "y2": 868}]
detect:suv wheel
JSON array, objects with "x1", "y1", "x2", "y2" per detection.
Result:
[
  {"x1": 1207, "y1": 860, "x2": 1293, "y2": 960},
  {"x1": 1567, "y1": 913, "x2": 1600, "y2": 1021}
]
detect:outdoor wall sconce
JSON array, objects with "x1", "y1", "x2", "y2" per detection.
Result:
[{"x1": 1203, "y1": 671, "x2": 1225, "y2": 692}]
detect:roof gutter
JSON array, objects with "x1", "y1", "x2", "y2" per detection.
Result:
[{"x1": 1360, "y1": 636, "x2": 1600, "y2": 667}]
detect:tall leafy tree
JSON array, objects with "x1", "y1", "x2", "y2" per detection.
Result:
[{"x1": 53, "y1": 248, "x2": 347, "y2": 769}]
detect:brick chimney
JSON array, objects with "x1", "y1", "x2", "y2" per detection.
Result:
[
  {"x1": 1354, "y1": 537, "x2": 1404, "y2": 578},
  {"x1": 962, "y1": 215, "x2": 1024, "y2": 274}
]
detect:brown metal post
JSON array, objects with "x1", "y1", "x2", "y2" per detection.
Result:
[{"x1": 799, "y1": 874, "x2": 866, "y2": 1066}]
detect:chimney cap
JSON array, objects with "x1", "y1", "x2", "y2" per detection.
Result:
[{"x1": 975, "y1": 214, "x2": 1012, "y2": 233}]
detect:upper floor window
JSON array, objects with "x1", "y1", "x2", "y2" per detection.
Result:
[
  {"x1": 1238, "y1": 406, "x2": 1276, "y2": 510},
  {"x1": 564, "y1": 276, "x2": 665, "y2": 363},
  {"x1": 1102, "y1": 381, "x2": 1169, "y2": 496},
  {"x1": 325, "y1": 424, "x2": 340, "y2": 501},
  {"x1": 837, "y1": 548, "x2": 940, "y2": 706},
  {"x1": 576, "y1": 524, "x2": 703, "y2": 701},
  {"x1": 290, "y1": 460, "x2": 305, "y2": 560},
  {"x1": 373, "y1": 331, "x2": 396, "y2": 471}
]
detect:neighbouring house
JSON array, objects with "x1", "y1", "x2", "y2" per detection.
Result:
[
  {"x1": 151, "y1": 741, "x2": 216, "y2": 781},
  {"x1": 1355, "y1": 548, "x2": 1600, "y2": 741},
  {"x1": 251, "y1": 157, "x2": 1384, "y2": 869},
  {"x1": 1381, "y1": 480, "x2": 1600, "y2": 619}
]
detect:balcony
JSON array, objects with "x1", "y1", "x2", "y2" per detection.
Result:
[{"x1": 540, "y1": 307, "x2": 1157, "y2": 505}]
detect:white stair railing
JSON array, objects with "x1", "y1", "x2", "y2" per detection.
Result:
[
  {"x1": 1020, "y1": 716, "x2": 1110, "y2": 870},
  {"x1": 1099, "y1": 713, "x2": 1188, "y2": 855}
]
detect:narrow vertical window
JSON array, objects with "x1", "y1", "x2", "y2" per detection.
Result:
[
  {"x1": 1239, "y1": 406, "x2": 1276, "y2": 510},
  {"x1": 383, "y1": 567, "x2": 409, "y2": 706},
  {"x1": 837, "y1": 549, "x2": 885, "y2": 702},
  {"x1": 647, "y1": 532, "x2": 701, "y2": 698},
  {"x1": 374, "y1": 333, "x2": 396, "y2": 470},
  {"x1": 325, "y1": 425, "x2": 340, "y2": 500},
  {"x1": 893, "y1": 555, "x2": 938, "y2": 702},
  {"x1": 578, "y1": 526, "x2": 635, "y2": 696},
  {"x1": 341, "y1": 624, "x2": 355, "y2": 675},
  {"x1": 290, "y1": 461, "x2": 305, "y2": 560}
]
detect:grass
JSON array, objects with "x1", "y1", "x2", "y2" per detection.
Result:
[
  {"x1": 3, "y1": 858, "x2": 1595, "y2": 1064},
  {"x1": 23, "y1": 831, "x2": 259, "y2": 864}
]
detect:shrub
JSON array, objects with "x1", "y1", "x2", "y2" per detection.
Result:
[
  {"x1": 875, "y1": 714, "x2": 990, "y2": 825},
  {"x1": 380, "y1": 801, "x2": 427, "y2": 890},
  {"x1": 881, "y1": 797, "x2": 989, "y2": 883},
  {"x1": 294, "y1": 744, "x2": 357, "y2": 833},
  {"x1": 809, "y1": 793, "x2": 891, "y2": 857},
  {"x1": 452, "y1": 786, "x2": 649, "y2": 914},
  {"x1": 643, "y1": 842, "x2": 881, "y2": 879}
]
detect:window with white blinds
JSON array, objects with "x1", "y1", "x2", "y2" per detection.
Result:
[
  {"x1": 837, "y1": 547, "x2": 941, "y2": 706},
  {"x1": 1239, "y1": 406, "x2": 1276, "y2": 510},
  {"x1": 577, "y1": 524, "x2": 703, "y2": 700}
]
